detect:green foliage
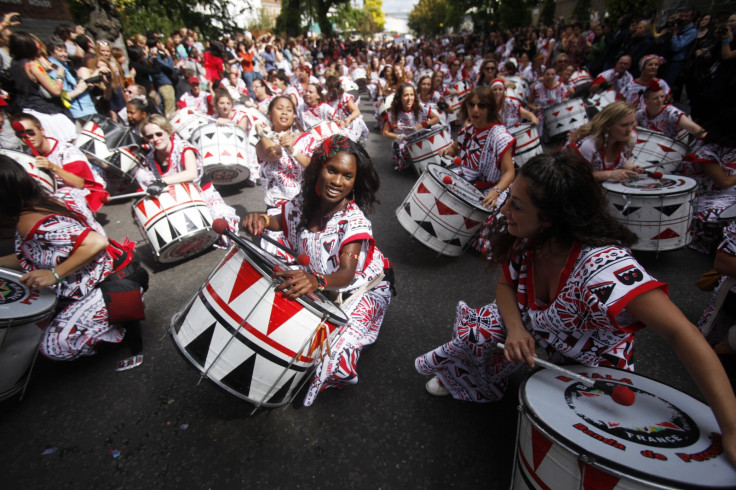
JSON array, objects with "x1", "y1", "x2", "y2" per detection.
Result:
[
  {"x1": 605, "y1": 0, "x2": 657, "y2": 22},
  {"x1": 571, "y1": 0, "x2": 591, "y2": 22},
  {"x1": 496, "y1": 0, "x2": 533, "y2": 29},
  {"x1": 538, "y1": 0, "x2": 556, "y2": 26},
  {"x1": 332, "y1": 3, "x2": 372, "y2": 34},
  {"x1": 408, "y1": 0, "x2": 448, "y2": 36},
  {"x1": 276, "y1": 0, "x2": 303, "y2": 36},
  {"x1": 364, "y1": 0, "x2": 385, "y2": 32},
  {"x1": 248, "y1": 7, "x2": 276, "y2": 31}
]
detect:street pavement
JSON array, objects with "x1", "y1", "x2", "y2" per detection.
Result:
[{"x1": 1, "y1": 96, "x2": 733, "y2": 489}]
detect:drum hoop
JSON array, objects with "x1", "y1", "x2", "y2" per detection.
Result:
[
  {"x1": 235, "y1": 242, "x2": 349, "y2": 325},
  {"x1": 426, "y1": 164, "x2": 490, "y2": 213},
  {"x1": 0, "y1": 268, "x2": 57, "y2": 325},
  {"x1": 518, "y1": 366, "x2": 722, "y2": 490},
  {"x1": 602, "y1": 177, "x2": 697, "y2": 195},
  {"x1": 191, "y1": 122, "x2": 247, "y2": 140},
  {"x1": 633, "y1": 131, "x2": 689, "y2": 154}
]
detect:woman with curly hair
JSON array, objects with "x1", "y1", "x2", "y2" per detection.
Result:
[
  {"x1": 565, "y1": 100, "x2": 643, "y2": 182},
  {"x1": 242, "y1": 135, "x2": 393, "y2": 406},
  {"x1": 414, "y1": 154, "x2": 736, "y2": 469},
  {"x1": 381, "y1": 82, "x2": 440, "y2": 171}
]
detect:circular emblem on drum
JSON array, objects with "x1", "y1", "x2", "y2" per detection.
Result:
[
  {"x1": 564, "y1": 381, "x2": 699, "y2": 448},
  {"x1": 0, "y1": 279, "x2": 26, "y2": 304},
  {"x1": 621, "y1": 177, "x2": 680, "y2": 190}
]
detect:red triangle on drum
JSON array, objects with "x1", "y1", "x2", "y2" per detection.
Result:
[
  {"x1": 267, "y1": 294, "x2": 304, "y2": 335},
  {"x1": 566, "y1": 106, "x2": 575, "y2": 112},
  {"x1": 136, "y1": 201, "x2": 147, "y2": 218},
  {"x1": 228, "y1": 258, "x2": 262, "y2": 303},
  {"x1": 434, "y1": 198, "x2": 458, "y2": 215},
  {"x1": 463, "y1": 217, "x2": 480, "y2": 229},
  {"x1": 417, "y1": 183, "x2": 430, "y2": 194},
  {"x1": 315, "y1": 126, "x2": 323, "y2": 136},
  {"x1": 652, "y1": 228, "x2": 680, "y2": 240},
  {"x1": 416, "y1": 141, "x2": 424, "y2": 149},
  {"x1": 579, "y1": 461, "x2": 620, "y2": 490},
  {"x1": 657, "y1": 143, "x2": 675, "y2": 153},
  {"x1": 531, "y1": 425, "x2": 554, "y2": 470},
  {"x1": 205, "y1": 151, "x2": 214, "y2": 158},
  {"x1": 552, "y1": 111, "x2": 560, "y2": 117},
  {"x1": 237, "y1": 152, "x2": 245, "y2": 159},
  {"x1": 429, "y1": 136, "x2": 435, "y2": 144},
  {"x1": 222, "y1": 149, "x2": 231, "y2": 157}
]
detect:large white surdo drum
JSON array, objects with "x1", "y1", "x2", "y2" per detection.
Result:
[
  {"x1": 406, "y1": 126, "x2": 453, "y2": 175},
  {"x1": 630, "y1": 128, "x2": 690, "y2": 174},
  {"x1": 190, "y1": 123, "x2": 251, "y2": 186},
  {"x1": 0, "y1": 149, "x2": 56, "y2": 194},
  {"x1": 132, "y1": 183, "x2": 218, "y2": 263},
  {"x1": 585, "y1": 89, "x2": 618, "y2": 117},
  {"x1": 603, "y1": 175, "x2": 697, "y2": 252},
  {"x1": 0, "y1": 268, "x2": 57, "y2": 400},
  {"x1": 508, "y1": 123, "x2": 543, "y2": 167},
  {"x1": 396, "y1": 164, "x2": 491, "y2": 257},
  {"x1": 512, "y1": 365, "x2": 736, "y2": 489},
  {"x1": 292, "y1": 121, "x2": 343, "y2": 157},
  {"x1": 169, "y1": 108, "x2": 212, "y2": 141},
  {"x1": 170, "y1": 241, "x2": 348, "y2": 408},
  {"x1": 543, "y1": 98, "x2": 589, "y2": 140}
]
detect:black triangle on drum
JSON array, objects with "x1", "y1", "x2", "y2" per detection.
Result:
[
  {"x1": 448, "y1": 237, "x2": 462, "y2": 247},
  {"x1": 199, "y1": 210, "x2": 210, "y2": 227},
  {"x1": 184, "y1": 213, "x2": 199, "y2": 232},
  {"x1": 656, "y1": 204, "x2": 681, "y2": 217},
  {"x1": 221, "y1": 353, "x2": 256, "y2": 395},
  {"x1": 154, "y1": 229, "x2": 167, "y2": 250},
  {"x1": 267, "y1": 373, "x2": 296, "y2": 405},
  {"x1": 186, "y1": 321, "x2": 217, "y2": 366},
  {"x1": 419, "y1": 221, "x2": 437, "y2": 237},
  {"x1": 403, "y1": 202, "x2": 412, "y2": 216},
  {"x1": 620, "y1": 206, "x2": 640, "y2": 217},
  {"x1": 168, "y1": 219, "x2": 179, "y2": 239}
]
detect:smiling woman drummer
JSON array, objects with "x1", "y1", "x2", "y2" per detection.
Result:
[{"x1": 242, "y1": 135, "x2": 393, "y2": 406}]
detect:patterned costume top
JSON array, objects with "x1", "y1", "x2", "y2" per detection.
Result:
[
  {"x1": 297, "y1": 102, "x2": 336, "y2": 131},
  {"x1": 281, "y1": 195, "x2": 386, "y2": 294},
  {"x1": 621, "y1": 78, "x2": 671, "y2": 110},
  {"x1": 260, "y1": 130, "x2": 314, "y2": 208},
  {"x1": 16, "y1": 213, "x2": 115, "y2": 300},
  {"x1": 327, "y1": 93, "x2": 356, "y2": 120},
  {"x1": 137, "y1": 135, "x2": 206, "y2": 189},
  {"x1": 453, "y1": 123, "x2": 515, "y2": 187},
  {"x1": 386, "y1": 105, "x2": 431, "y2": 135},
  {"x1": 499, "y1": 96, "x2": 522, "y2": 127},
  {"x1": 689, "y1": 140, "x2": 736, "y2": 193},
  {"x1": 179, "y1": 91, "x2": 211, "y2": 114},
  {"x1": 229, "y1": 109, "x2": 250, "y2": 128},
  {"x1": 566, "y1": 134, "x2": 635, "y2": 171},
  {"x1": 38, "y1": 138, "x2": 108, "y2": 212},
  {"x1": 419, "y1": 90, "x2": 442, "y2": 105},
  {"x1": 591, "y1": 68, "x2": 633, "y2": 94},
  {"x1": 503, "y1": 241, "x2": 667, "y2": 369},
  {"x1": 635, "y1": 105, "x2": 684, "y2": 139},
  {"x1": 531, "y1": 81, "x2": 568, "y2": 112},
  {"x1": 256, "y1": 95, "x2": 274, "y2": 114}
]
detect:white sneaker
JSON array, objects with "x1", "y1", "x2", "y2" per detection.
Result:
[{"x1": 425, "y1": 376, "x2": 450, "y2": 396}]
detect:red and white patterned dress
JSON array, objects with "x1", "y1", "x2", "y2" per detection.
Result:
[
  {"x1": 137, "y1": 135, "x2": 239, "y2": 248},
  {"x1": 621, "y1": 78, "x2": 671, "y2": 111},
  {"x1": 454, "y1": 123, "x2": 515, "y2": 190},
  {"x1": 635, "y1": 104, "x2": 684, "y2": 139},
  {"x1": 281, "y1": 195, "x2": 392, "y2": 406},
  {"x1": 178, "y1": 91, "x2": 211, "y2": 114},
  {"x1": 698, "y1": 221, "x2": 736, "y2": 343},
  {"x1": 296, "y1": 102, "x2": 336, "y2": 131},
  {"x1": 565, "y1": 134, "x2": 635, "y2": 172},
  {"x1": 530, "y1": 81, "x2": 568, "y2": 112},
  {"x1": 260, "y1": 130, "x2": 315, "y2": 209},
  {"x1": 327, "y1": 93, "x2": 369, "y2": 143},
  {"x1": 386, "y1": 105, "x2": 433, "y2": 171},
  {"x1": 415, "y1": 242, "x2": 666, "y2": 401},
  {"x1": 499, "y1": 96, "x2": 523, "y2": 127},
  {"x1": 15, "y1": 206, "x2": 133, "y2": 360},
  {"x1": 591, "y1": 68, "x2": 633, "y2": 94}
]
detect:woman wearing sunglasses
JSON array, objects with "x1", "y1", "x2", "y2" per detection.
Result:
[
  {"x1": 490, "y1": 79, "x2": 539, "y2": 128},
  {"x1": 439, "y1": 86, "x2": 516, "y2": 256},
  {"x1": 135, "y1": 114, "x2": 239, "y2": 248}
]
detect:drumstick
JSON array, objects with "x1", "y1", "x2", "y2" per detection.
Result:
[
  {"x1": 102, "y1": 191, "x2": 148, "y2": 203},
  {"x1": 212, "y1": 218, "x2": 309, "y2": 266},
  {"x1": 496, "y1": 343, "x2": 636, "y2": 406},
  {"x1": 11, "y1": 121, "x2": 40, "y2": 156}
]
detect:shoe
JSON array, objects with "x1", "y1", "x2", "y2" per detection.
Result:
[{"x1": 425, "y1": 376, "x2": 449, "y2": 396}]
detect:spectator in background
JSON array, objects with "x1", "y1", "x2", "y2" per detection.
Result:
[{"x1": 665, "y1": 7, "x2": 697, "y2": 101}]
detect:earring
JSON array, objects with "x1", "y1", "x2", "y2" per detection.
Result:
[{"x1": 602, "y1": 131, "x2": 609, "y2": 147}]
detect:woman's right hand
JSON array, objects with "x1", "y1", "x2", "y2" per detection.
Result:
[
  {"x1": 242, "y1": 212, "x2": 267, "y2": 236},
  {"x1": 502, "y1": 327, "x2": 537, "y2": 366},
  {"x1": 610, "y1": 168, "x2": 637, "y2": 182}
]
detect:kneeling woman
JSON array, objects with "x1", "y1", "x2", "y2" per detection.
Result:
[
  {"x1": 0, "y1": 157, "x2": 145, "y2": 360},
  {"x1": 382, "y1": 82, "x2": 440, "y2": 171},
  {"x1": 243, "y1": 135, "x2": 393, "y2": 406},
  {"x1": 136, "y1": 114, "x2": 239, "y2": 248},
  {"x1": 415, "y1": 154, "x2": 736, "y2": 465}
]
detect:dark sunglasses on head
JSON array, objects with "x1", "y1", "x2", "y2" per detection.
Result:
[
  {"x1": 143, "y1": 131, "x2": 165, "y2": 140},
  {"x1": 467, "y1": 102, "x2": 488, "y2": 109}
]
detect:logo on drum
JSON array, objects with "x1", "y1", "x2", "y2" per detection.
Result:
[
  {"x1": 565, "y1": 382, "x2": 699, "y2": 448},
  {"x1": 0, "y1": 279, "x2": 26, "y2": 304}
]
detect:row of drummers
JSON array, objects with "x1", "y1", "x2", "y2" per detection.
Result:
[{"x1": 378, "y1": 78, "x2": 731, "y2": 257}]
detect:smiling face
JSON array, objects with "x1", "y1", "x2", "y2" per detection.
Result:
[
  {"x1": 491, "y1": 84, "x2": 505, "y2": 103},
  {"x1": 400, "y1": 85, "x2": 415, "y2": 111},
  {"x1": 304, "y1": 84, "x2": 321, "y2": 105},
  {"x1": 142, "y1": 122, "x2": 171, "y2": 152},
  {"x1": 269, "y1": 96, "x2": 295, "y2": 131},
  {"x1": 642, "y1": 58, "x2": 660, "y2": 77},
  {"x1": 317, "y1": 151, "x2": 356, "y2": 206},
  {"x1": 419, "y1": 77, "x2": 431, "y2": 96},
  {"x1": 543, "y1": 67, "x2": 557, "y2": 86},
  {"x1": 500, "y1": 176, "x2": 546, "y2": 239}
]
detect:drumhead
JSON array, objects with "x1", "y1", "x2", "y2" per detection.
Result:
[
  {"x1": 520, "y1": 365, "x2": 736, "y2": 488},
  {"x1": 603, "y1": 175, "x2": 697, "y2": 196},
  {"x1": 237, "y1": 241, "x2": 349, "y2": 326},
  {"x1": 0, "y1": 268, "x2": 57, "y2": 327},
  {"x1": 427, "y1": 164, "x2": 487, "y2": 212}
]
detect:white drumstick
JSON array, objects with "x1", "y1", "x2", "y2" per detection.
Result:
[{"x1": 103, "y1": 191, "x2": 148, "y2": 203}]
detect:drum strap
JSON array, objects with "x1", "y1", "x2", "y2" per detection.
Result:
[{"x1": 334, "y1": 271, "x2": 385, "y2": 307}]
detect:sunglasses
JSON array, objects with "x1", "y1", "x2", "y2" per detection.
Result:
[
  {"x1": 467, "y1": 102, "x2": 488, "y2": 109},
  {"x1": 485, "y1": 66, "x2": 497, "y2": 70},
  {"x1": 15, "y1": 129, "x2": 37, "y2": 137},
  {"x1": 143, "y1": 131, "x2": 165, "y2": 140},
  {"x1": 452, "y1": 63, "x2": 461, "y2": 67}
]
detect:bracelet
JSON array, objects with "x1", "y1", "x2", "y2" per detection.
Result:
[
  {"x1": 492, "y1": 186, "x2": 502, "y2": 194},
  {"x1": 421, "y1": 121, "x2": 429, "y2": 128},
  {"x1": 340, "y1": 251, "x2": 360, "y2": 261},
  {"x1": 259, "y1": 213, "x2": 270, "y2": 228},
  {"x1": 51, "y1": 268, "x2": 62, "y2": 284},
  {"x1": 313, "y1": 272, "x2": 327, "y2": 292}
]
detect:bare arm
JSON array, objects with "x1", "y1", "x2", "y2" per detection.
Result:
[
  {"x1": 161, "y1": 148, "x2": 199, "y2": 184},
  {"x1": 496, "y1": 272, "x2": 537, "y2": 366},
  {"x1": 703, "y1": 161, "x2": 736, "y2": 190}
]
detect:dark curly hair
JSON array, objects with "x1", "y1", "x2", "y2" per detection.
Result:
[
  {"x1": 297, "y1": 137, "x2": 380, "y2": 232},
  {"x1": 489, "y1": 152, "x2": 637, "y2": 264},
  {"x1": 390, "y1": 82, "x2": 420, "y2": 120}
]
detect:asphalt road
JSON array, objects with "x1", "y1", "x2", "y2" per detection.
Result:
[{"x1": 1, "y1": 96, "x2": 733, "y2": 489}]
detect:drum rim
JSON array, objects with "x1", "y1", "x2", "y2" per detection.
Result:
[
  {"x1": 543, "y1": 98, "x2": 587, "y2": 113},
  {"x1": 0, "y1": 267, "x2": 58, "y2": 325},
  {"x1": 632, "y1": 127, "x2": 690, "y2": 153},
  {"x1": 602, "y1": 175, "x2": 698, "y2": 194},
  {"x1": 235, "y1": 242, "x2": 350, "y2": 325},
  {"x1": 190, "y1": 122, "x2": 248, "y2": 141},
  {"x1": 517, "y1": 365, "x2": 729, "y2": 489},
  {"x1": 425, "y1": 164, "x2": 491, "y2": 213},
  {"x1": 406, "y1": 126, "x2": 446, "y2": 145}
]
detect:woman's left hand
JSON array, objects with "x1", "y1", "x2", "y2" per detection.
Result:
[
  {"x1": 20, "y1": 269, "x2": 57, "y2": 290},
  {"x1": 216, "y1": 117, "x2": 230, "y2": 126},
  {"x1": 272, "y1": 268, "x2": 317, "y2": 300}
]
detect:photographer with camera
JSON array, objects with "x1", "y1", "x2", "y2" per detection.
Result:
[
  {"x1": 662, "y1": 7, "x2": 696, "y2": 101},
  {"x1": 46, "y1": 36, "x2": 98, "y2": 120}
]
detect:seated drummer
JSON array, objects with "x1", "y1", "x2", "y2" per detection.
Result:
[
  {"x1": 565, "y1": 101, "x2": 644, "y2": 182},
  {"x1": 414, "y1": 153, "x2": 736, "y2": 467},
  {"x1": 0, "y1": 156, "x2": 147, "y2": 360},
  {"x1": 13, "y1": 113, "x2": 108, "y2": 213},
  {"x1": 212, "y1": 88, "x2": 249, "y2": 132},
  {"x1": 635, "y1": 81, "x2": 706, "y2": 140},
  {"x1": 526, "y1": 66, "x2": 570, "y2": 141}
]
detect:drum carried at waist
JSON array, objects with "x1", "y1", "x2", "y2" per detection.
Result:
[
  {"x1": 543, "y1": 98, "x2": 589, "y2": 140},
  {"x1": 630, "y1": 127, "x2": 690, "y2": 174},
  {"x1": 603, "y1": 175, "x2": 697, "y2": 252},
  {"x1": 190, "y1": 123, "x2": 251, "y2": 186},
  {"x1": 170, "y1": 240, "x2": 348, "y2": 408},
  {"x1": 512, "y1": 365, "x2": 736, "y2": 489},
  {"x1": 0, "y1": 267, "x2": 57, "y2": 400},
  {"x1": 293, "y1": 121, "x2": 343, "y2": 157},
  {"x1": 396, "y1": 164, "x2": 491, "y2": 257},
  {"x1": 132, "y1": 182, "x2": 219, "y2": 263},
  {"x1": 508, "y1": 123, "x2": 543, "y2": 167},
  {"x1": 0, "y1": 149, "x2": 56, "y2": 195},
  {"x1": 170, "y1": 108, "x2": 212, "y2": 142},
  {"x1": 406, "y1": 126, "x2": 453, "y2": 176}
]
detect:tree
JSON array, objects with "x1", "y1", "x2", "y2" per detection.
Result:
[
  {"x1": 495, "y1": 0, "x2": 533, "y2": 29},
  {"x1": 571, "y1": 0, "x2": 591, "y2": 22},
  {"x1": 538, "y1": 0, "x2": 556, "y2": 26},
  {"x1": 364, "y1": 0, "x2": 385, "y2": 33},
  {"x1": 408, "y1": 0, "x2": 448, "y2": 37},
  {"x1": 332, "y1": 3, "x2": 372, "y2": 35},
  {"x1": 275, "y1": 0, "x2": 303, "y2": 37}
]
